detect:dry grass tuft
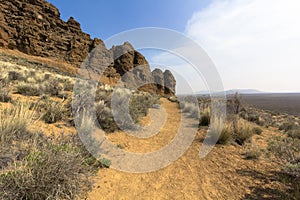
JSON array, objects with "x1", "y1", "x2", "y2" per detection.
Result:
[{"x1": 0, "y1": 102, "x2": 35, "y2": 143}]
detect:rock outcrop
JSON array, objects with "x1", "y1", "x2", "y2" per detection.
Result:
[
  {"x1": 152, "y1": 69, "x2": 165, "y2": 94},
  {"x1": 0, "y1": 0, "x2": 176, "y2": 95},
  {"x1": 164, "y1": 70, "x2": 176, "y2": 95},
  {"x1": 0, "y1": 0, "x2": 101, "y2": 67}
]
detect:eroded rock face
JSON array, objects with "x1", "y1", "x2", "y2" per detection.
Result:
[
  {"x1": 152, "y1": 68, "x2": 165, "y2": 94},
  {"x1": 164, "y1": 70, "x2": 176, "y2": 95},
  {"x1": 0, "y1": 0, "x2": 102, "y2": 66},
  {"x1": 0, "y1": 0, "x2": 176, "y2": 95}
]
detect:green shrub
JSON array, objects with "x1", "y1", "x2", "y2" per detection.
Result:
[
  {"x1": 129, "y1": 94, "x2": 159, "y2": 123},
  {"x1": 95, "y1": 101, "x2": 119, "y2": 133},
  {"x1": 252, "y1": 127, "x2": 263, "y2": 135},
  {"x1": 199, "y1": 112, "x2": 210, "y2": 126},
  {"x1": 16, "y1": 83, "x2": 41, "y2": 96},
  {"x1": 0, "y1": 142, "x2": 93, "y2": 199},
  {"x1": 63, "y1": 79, "x2": 74, "y2": 91},
  {"x1": 42, "y1": 101, "x2": 64, "y2": 124},
  {"x1": 0, "y1": 126, "x2": 105, "y2": 200},
  {"x1": 0, "y1": 90, "x2": 11, "y2": 102},
  {"x1": 8, "y1": 71, "x2": 23, "y2": 81},
  {"x1": 43, "y1": 78, "x2": 63, "y2": 96},
  {"x1": 44, "y1": 73, "x2": 52, "y2": 80},
  {"x1": 247, "y1": 114, "x2": 260, "y2": 124},
  {"x1": 279, "y1": 122, "x2": 295, "y2": 132},
  {"x1": 287, "y1": 129, "x2": 300, "y2": 139},
  {"x1": 268, "y1": 137, "x2": 300, "y2": 198},
  {"x1": 95, "y1": 88, "x2": 112, "y2": 103},
  {"x1": 99, "y1": 158, "x2": 112, "y2": 168}
]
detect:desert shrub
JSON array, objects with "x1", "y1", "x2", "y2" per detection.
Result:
[
  {"x1": 268, "y1": 137, "x2": 300, "y2": 198},
  {"x1": 129, "y1": 93, "x2": 159, "y2": 123},
  {"x1": 268, "y1": 137, "x2": 300, "y2": 164},
  {"x1": 94, "y1": 88, "x2": 160, "y2": 132},
  {"x1": 62, "y1": 78, "x2": 74, "y2": 92},
  {"x1": 189, "y1": 107, "x2": 200, "y2": 118},
  {"x1": 28, "y1": 70, "x2": 36, "y2": 77},
  {"x1": 43, "y1": 78, "x2": 63, "y2": 96},
  {"x1": 95, "y1": 88, "x2": 159, "y2": 132},
  {"x1": 180, "y1": 101, "x2": 200, "y2": 119},
  {"x1": 8, "y1": 71, "x2": 22, "y2": 81},
  {"x1": 279, "y1": 122, "x2": 295, "y2": 132},
  {"x1": 129, "y1": 93, "x2": 159, "y2": 119},
  {"x1": 287, "y1": 129, "x2": 300, "y2": 139},
  {"x1": 182, "y1": 102, "x2": 195, "y2": 113},
  {"x1": 95, "y1": 89, "x2": 112, "y2": 103},
  {"x1": 199, "y1": 112, "x2": 210, "y2": 126},
  {"x1": 0, "y1": 75, "x2": 8, "y2": 86},
  {"x1": 235, "y1": 119, "x2": 254, "y2": 145},
  {"x1": 252, "y1": 127, "x2": 263, "y2": 135},
  {"x1": 0, "y1": 102, "x2": 34, "y2": 143},
  {"x1": 0, "y1": 90, "x2": 11, "y2": 102},
  {"x1": 0, "y1": 138, "x2": 95, "y2": 199},
  {"x1": 247, "y1": 114, "x2": 260, "y2": 124},
  {"x1": 44, "y1": 73, "x2": 52, "y2": 80},
  {"x1": 42, "y1": 101, "x2": 64, "y2": 124},
  {"x1": 217, "y1": 123, "x2": 233, "y2": 144},
  {"x1": 76, "y1": 112, "x2": 101, "y2": 155},
  {"x1": 33, "y1": 72, "x2": 44, "y2": 83},
  {"x1": 99, "y1": 158, "x2": 112, "y2": 168},
  {"x1": 209, "y1": 119, "x2": 233, "y2": 145},
  {"x1": 16, "y1": 83, "x2": 41, "y2": 96},
  {"x1": 0, "y1": 109, "x2": 106, "y2": 200},
  {"x1": 25, "y1": 77, "x2": 36, "y2": 84},
  {"x1": 244, "y1": 148, "x2": 262, "y2": 160},
  {"x1": 244, "y1": 143, "x2": 262, "y2": 160},
  {"x1": 95, "y1": 101, "x2": 119, "y2": 133}
]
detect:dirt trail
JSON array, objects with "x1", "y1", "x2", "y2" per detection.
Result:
[{"x1": 88, "y1": 99, "x2": 284, "y2": 200}]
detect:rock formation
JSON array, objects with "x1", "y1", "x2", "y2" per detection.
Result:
[
  {"x1": 0, "y1": 0, "x2": 176, "y2": 95},
  {"x1": 164, "y1": 70, "x2": 176, "y2": 95},
  {"x1": 152, "y1": 69, "x2": 165, "y2": 94}
]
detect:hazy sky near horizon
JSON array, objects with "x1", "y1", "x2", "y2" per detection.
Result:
[{"x1": 48, "y1": 0, "x2": 300, "y2": 93}]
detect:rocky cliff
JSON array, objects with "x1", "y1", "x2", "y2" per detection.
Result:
[{"x1": 0, "y1": 0, "x2": 176, "y2": 95}]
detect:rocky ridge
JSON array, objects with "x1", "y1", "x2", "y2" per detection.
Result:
[{"x1": 0, "y1": 0, "x2": 176, "y2": 95}]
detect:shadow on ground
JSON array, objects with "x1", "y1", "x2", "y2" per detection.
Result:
[{"x1": 237, "y1": 169, "x2": 295, "y2": 200}]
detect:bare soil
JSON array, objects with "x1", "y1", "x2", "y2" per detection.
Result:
[{"x1": 88, "y1": 99, "x2": 285, "y2": 200}]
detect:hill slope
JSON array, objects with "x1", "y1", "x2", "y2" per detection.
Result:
[{"x1": 0, "y1": 0, "x2": 176, "y2": 95}]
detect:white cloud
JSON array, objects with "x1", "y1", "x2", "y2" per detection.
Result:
[{"x1": 185, "y1": 0, "x2": 300, "y2": 92}]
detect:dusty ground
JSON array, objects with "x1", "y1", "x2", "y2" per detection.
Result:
[
  {"x1": 0, "y1": 51, "x2": 289, "y2": 199},
  {"x1": 88, "y1": 99, "x2": 285, "y2": 200}
]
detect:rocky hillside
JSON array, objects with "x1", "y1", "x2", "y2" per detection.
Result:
[{"x1": 0, "y1": 0, "x2": 175, "y2": 95}]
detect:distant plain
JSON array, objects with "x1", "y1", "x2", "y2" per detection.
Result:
[{"x1": 241, "y1": 93, "x2": 300, "y2": 116}]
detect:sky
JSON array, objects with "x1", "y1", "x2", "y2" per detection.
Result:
[{"x1": 48, "y1": 0, "x2": 300, "y2": 93}]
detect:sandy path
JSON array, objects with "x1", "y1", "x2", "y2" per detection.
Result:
[{"x1": 88, "y1": 98, "x2": 284, "y2": 200}]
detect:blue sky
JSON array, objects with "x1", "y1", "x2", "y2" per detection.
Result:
[
  {"x1": 47, "y1": 0, "x2": 210, "y2": 39},
  {"x1": 47, "y1": 0, "x2": 300, "y2": 93}
]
